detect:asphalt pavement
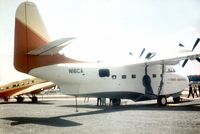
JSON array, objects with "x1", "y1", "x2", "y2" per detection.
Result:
[{"x1": 1, "y1": 96, "x2": 200, "y2": 134}]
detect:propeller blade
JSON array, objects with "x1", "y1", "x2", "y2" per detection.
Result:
[
  {"x1": 196, "y1": 58, "x2": 200, "y2": 63},
  {"x1": 179, "y1": 43, "x2": 184, "y2": 47},
  {"x1": 145, "y1": 52, "x2": 156, "y2": 59},
  {"x1": 145, "y1": 52, "x2": 152, "y2": 59},
  {"x1": 129, "y1": 52, "x2": 133, "y2": 55},
  {"x1": 192, "y1": 38, "x2": 200, "y2": 51},
  {"x1": 139, "y1": 48, "x2": 145, "y2": 58},
  {"x1": 182, "y1": 59, "x2": 188, "y2": 67}
]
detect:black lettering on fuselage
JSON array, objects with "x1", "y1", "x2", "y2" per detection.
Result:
[{"x1": 69, "y1": 68, "x2": 83, "y2": 74}]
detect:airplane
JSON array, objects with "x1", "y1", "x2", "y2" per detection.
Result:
[
  {"x1": 13, "y1": 1, "x2": 200, "y2": 106},
  {"x1": 0, "y1": 77, "x2": 55, "y2": 102}
]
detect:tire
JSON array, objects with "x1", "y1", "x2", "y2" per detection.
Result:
[
  {"x1": 157, "y1": 95, "x2": 167, "y2": 106},
  {"x1": 3, "y1": 97, "x2": 9, "y2": 102},
  {"x1": 112, "y1": 98, "x2": 121, "y2": 106},
  {"x1": 16, "y1": 96, "x2": 24, "y2": 103},
  {"x1": 32, "y1": 96, "x2": 38, "y2": 103}
]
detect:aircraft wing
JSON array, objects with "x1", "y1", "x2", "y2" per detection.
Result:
[
  {"x1": 137, "y1": 52, "x2": 200, "y2": 66},
  {"x1": 10, "y1": 82, "x2": 55, "y2": 97},
  {"x1": 27, "y1": 37, "x2": 75, "y2": 55}
]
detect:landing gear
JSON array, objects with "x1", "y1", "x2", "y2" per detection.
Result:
[
  {"x1": 111, "y1": 98, "x2": 121, "y2": 106},
  {"x1": 31, "y1": 96, "x2": 38, "y2": 103},
  {"x1": 157, "y1": 95, "x2": 167, "y2": 106},
  {"x1": 157, "y1": 63, "x2": 167, "y2": 106},
  {"x1": 3, "y1": 97, "x2": 9, "y2": 102},
  {"x1": 16, "y1": 96, "x2": 24, "y2": 103},
  {"x1": 173, "y1": 97, "x2": 181, "y2": 103}
]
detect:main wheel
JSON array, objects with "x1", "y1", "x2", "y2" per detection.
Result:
[
  {"x1": 16, "y1": 96, "x2": 24, "y2": 103},
  {"x1": 3, "y1": 97, "x2": 9, "y2": 102},
  {"x1": 157, "y1": 95, "x2": 167, "y2": 106},
  {"x1": 112, "y1": 98, "x2": 121, "y2": 106},
  {"x1": 31, "y1": 96, "x2": 38, "y2": 103}
]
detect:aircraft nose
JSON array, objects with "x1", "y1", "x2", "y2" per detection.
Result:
[{"x1": 180, "y1": 75, "x2": 189, "y2": 88}]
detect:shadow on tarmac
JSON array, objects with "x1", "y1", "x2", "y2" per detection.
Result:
[
  {"x1": 0, "y1": 101, "x2": 54, "y2": 105},
  {"x1": 57, "y1": 100, "x2": 200, "y2": 118},
  {"x1": 2, "y1": 100, "x2": 200, "y2": 127},
  {"x1": 2, "y1": 116, "x2": 82, "y2": 127}
]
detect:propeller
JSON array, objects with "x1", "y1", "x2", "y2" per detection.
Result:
[
  {"x1": 196, "y1": 58, "x2": 200, "y2": 63},
  {"x1": 179, "y1": 43, "x2": 184, "y2": 47},
  {"x1": 145, "y1": 52, "x2": 156, "y2": 60},
  {"x1": 182, "y1": 59, "x2": 188, "y2": 67},
  {"x1": 129, "y1": 52, "x2": 133, "y2": 55},
  {"x1": 138, "y1": 48, "x2": 156, "y2": 60},
  {"x1": 192, "y1": 38, "x2": 200, "y2": 51},
  {"x1": 139, "y1": 48, "x2": 145, "y2": 58},
  {"x1": 182, "y1": 38, "x2": 200, "y2": 67}
]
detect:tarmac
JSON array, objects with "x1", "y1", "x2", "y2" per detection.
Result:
[{"x1": 0, "y1": 94, "x2": 200, "y2": 134}]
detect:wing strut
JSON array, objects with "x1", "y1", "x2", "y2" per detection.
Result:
[{"x1": 158, "y1": 63, "x2": 164, "y2": 96}]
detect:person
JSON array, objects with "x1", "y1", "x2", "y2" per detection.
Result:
[
  {"x1": 188, "y1": 84, "x2": 194, "y2": 98},
  {"x1": 84, "y1": 97, "x2": 89, "y2": 103},
  {"x1": 109, "y1": 98, "x2": 112, "y2": 106},
  {"x1": 97, "y1": 98, "x2": 101, "y2": 106},
  {"x1": 194, "y1": 84, "x2": 198, "y2": 98},
  {"x1": 198, "y1": 84, "x2": 200, "y2": 97}
]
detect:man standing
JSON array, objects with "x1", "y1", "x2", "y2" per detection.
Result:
[
  {"x1": 188, "y1": 84, "x2": 194, "y2": 98},
  {"x1": 198, "y1": 84, "x2": 200, "y2": 97},
  {"x1": 194, "y1": 84, "x2": 198, "y2": 97}
]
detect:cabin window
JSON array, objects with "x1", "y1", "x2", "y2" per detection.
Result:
[
  {"x1": 122, "y1": 75, "x2": 127, "y2": 79},
  {"x1": 112, "y1": 75, "x2": 117, "y2": 79},
  {"x1": 99, "y1": 69, "x2": 110, "y2": 77},
  {"x1": 132, "y1": 74, "x2": 136, "y2": 78},
  {"x1": 152, "y1": 74, "x2": 156, "y2": 78}
]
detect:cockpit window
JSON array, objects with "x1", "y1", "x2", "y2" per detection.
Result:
[{"x1": 165, "y1": 67, "x2": 176, "y2": 73}]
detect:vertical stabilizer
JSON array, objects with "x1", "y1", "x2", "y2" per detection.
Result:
[
  {"x1": 14, "y1": 1, "x2": 50, "y2": 73},
  {"x1": 14, "y1": 2, "x2": 82, "y2": 74}
]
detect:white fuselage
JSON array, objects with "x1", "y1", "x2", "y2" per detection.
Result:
[{"x1": 29, "y1": 63, "x2": 189, "y2": 100}]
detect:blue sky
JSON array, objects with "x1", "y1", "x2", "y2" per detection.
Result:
[{"x1": 0, "y1": 0, "x2": 200, "y2": 82}]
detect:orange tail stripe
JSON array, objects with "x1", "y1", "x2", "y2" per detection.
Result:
[{"x1": 14, "y1": 19, "x2": 83, "y2": 73}]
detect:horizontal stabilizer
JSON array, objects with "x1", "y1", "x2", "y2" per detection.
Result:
[{"x1": 27, "y1": 37, "x2": 75, "y2": 55}]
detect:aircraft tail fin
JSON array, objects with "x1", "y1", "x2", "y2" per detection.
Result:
[
  {"x1": 14, "y1": 2, "x2": 83, "y2": 74},
  {"x1": 14, "y1": 1, "x2": 50, "y2": 73}
]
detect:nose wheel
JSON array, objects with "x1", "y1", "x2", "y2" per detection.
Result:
[{"x1": 157, "y1": 95, "x2": 167, "y2": 106}]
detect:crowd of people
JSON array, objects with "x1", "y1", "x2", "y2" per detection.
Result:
[{"x1": 188, "y1": 84, "x2": 200, "y2": 98}]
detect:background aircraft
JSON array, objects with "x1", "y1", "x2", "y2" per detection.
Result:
[{"x1": 0, "y1": 77, "x2": 55, "y2": 102}]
